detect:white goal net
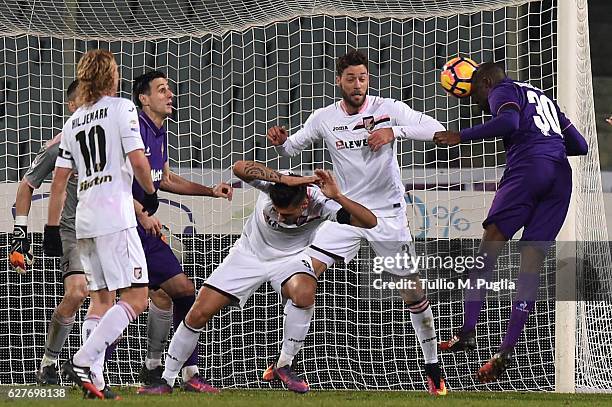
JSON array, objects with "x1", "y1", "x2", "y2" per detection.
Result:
[{"x1": 0, "y1": 0, "x2": 610, "y2": 392}]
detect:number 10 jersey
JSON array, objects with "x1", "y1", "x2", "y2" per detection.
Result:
[{"x1": 56, "y1": 96, "x2": 145, "y2": 239}]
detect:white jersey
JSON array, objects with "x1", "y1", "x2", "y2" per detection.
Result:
[
  {"x1": 56, "y1": 96, "x2": 145, "y2": 239},
  {"x1": 237, "y1": 180, "x2": 341, "y2": 261},
  {"x1": 276, "y1": 96, "x2": 445, "y2": 216}
]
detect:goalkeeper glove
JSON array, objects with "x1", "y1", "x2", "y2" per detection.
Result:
[
  {"x1": 43, "y1": 225, "x2": 63, "y2": 257},
  {"x1": 142, "y1": 191, "x2": 159, "y2": 216},
  {"x1": 9, "y1": 224, "x2": 34, "y2": 273}
]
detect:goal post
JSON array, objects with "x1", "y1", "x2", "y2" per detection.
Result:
[{"x1": 0, "y1": 0, "x2": 611, "y2": 392}]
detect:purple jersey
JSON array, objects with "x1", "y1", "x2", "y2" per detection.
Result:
[
  {"x1": 488, "y1": 78, "x2": 571, "y2": 166},
  {"x1": 132, "y1": 111, "x2": 167, "y2": 204}
]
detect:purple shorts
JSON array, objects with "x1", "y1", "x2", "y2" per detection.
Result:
[
  {"x1": 484, "y1": 158, "x2": 572, "y2": 242},
  {"x1": 138, "y1": 226, "x2": 183, "y2": 289}
]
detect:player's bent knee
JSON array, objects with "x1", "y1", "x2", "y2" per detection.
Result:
[
  {"x1": 286, "y1": 278, "x2": 316, "y2": 308},
  {"x1": 63, "y1": 287, "x2": 88, "y2": 309},
  {"x1": 150, "y1": 288, "x2": 173, "y2": 311},
  {"x1": 127, "y1": 297, "x2": 149, "y2": 316},
  {"x1": 185, "y1": 307, "x2": 210, "y2": 329},
  {"x1": 160, "y1": 274, "x2": 195, "y2": 299}
]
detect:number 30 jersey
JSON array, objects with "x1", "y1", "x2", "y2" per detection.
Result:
[
  {"x1": 56, "y1": 96, "x2": 145, "y2": 239},
  {"x1": 487, "y1": 78, "x2": 573, "y2": 167}
]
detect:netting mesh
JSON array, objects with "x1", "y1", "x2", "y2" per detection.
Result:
[{"x1": 0, "y1": 0, "x2": 611, "y2": 392}]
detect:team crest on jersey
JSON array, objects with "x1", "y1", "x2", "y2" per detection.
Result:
[
  {"x1": 134, "y1": 267, "x2": 142, "y2": 279},
  {"x1": 353, "y1": 115, "x2": 390, "y2": 131},
  {"x1": 335, "y1": 140, "x2": 345, "y2": 150},
  {"x1": 362, "y1": 116, "x2": 375, "y2": 132}
]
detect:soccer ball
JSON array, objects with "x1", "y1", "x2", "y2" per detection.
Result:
[{"x1": 440, "y1": 56, "x2": 479, "y2": 98}]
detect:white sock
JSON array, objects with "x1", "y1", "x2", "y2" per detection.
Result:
[
  {"x1": 162, "y1": 321, "x2": 200, "y2": 387},
  {"x1": 278, "y1": 300, "x2": 314, "y2": 368},
  {"x1": 74, "y1": 302, "x2": 135, "y2": 368},
  {"x1": 81, "y1": 316, "x2": 100, "y2": 345},
  {"x1": 81, "y1": 316, "x2": 106, "y2": 390},
  {"x1": 181, "y1": 365, "x2": 199, "y2": 382},
  {"x1": 145, "y1": 358, "x2": 162, "y2": 370},
  {"x1": 409, "y1": 303, "x2": 438, "y2": 364},
  {"x1": 82, "y1": 317, "x2": 104, "y2": 389},
  {"x1": 40, "y1": 354, "x2": 57, "y2": 368}
]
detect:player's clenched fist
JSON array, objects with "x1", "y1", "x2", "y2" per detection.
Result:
[
  {"x1": 433, "y1": 131, "x2": 461, "y2": 146},
  {"x1": 267, "y1": 126, "x2": 288, "y2": 146},
  {"x1": 9, "y1": 224, "x2": 34, "y2": 273},
  {"x1": 212, "y1": 182, "x2": 234, "y2": 201}
]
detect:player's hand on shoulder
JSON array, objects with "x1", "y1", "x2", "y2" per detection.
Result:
[
  {"x1": 267, "y1": 125, "x2": 288, "y2": 146},
  {"x1": 138, "y1": 212, "x2": 162, "y2": 236},
  {"x1": 367, "y1": 127, "x2": 394, "y2": 152},
  {"x1": 9, "y1": 224, "x2": 33, "y2": 273},
  {"x1": 433, "y1": 130, "x2": 461, "y2": 146},
  {"x1": 314, "y1": 169, "x2": 341, "y2": 200},
  {"x1": 213, "y1": 182, "x2": 233, "y2": 201},
  {"x1": 281, "y1": 174, "x2": 319, "y2": 187},
  {"x1": 42, "y1": 224, "x2": 62, "y2": 257}
]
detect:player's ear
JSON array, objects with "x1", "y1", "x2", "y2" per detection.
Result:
[
  {"x1": 301, "y1": 197, "x2": 309, "y2": 210},
  {"x1": 138, "y1": 93, "x2": 147, "y2": 107},
  {"x1": 335, "y1": 75, "x2": 341, "y2": 86}
]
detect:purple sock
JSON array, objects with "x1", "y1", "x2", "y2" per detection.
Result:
[
  {"x1": 461, "y1": 254, "x2": 496, "y2": 334},
  {"x1": 172, "y1": 295, "x2": 198, "y2": 368},
  {"x1": 499, "y1": 272, "x2": 539, "y2": 352}
]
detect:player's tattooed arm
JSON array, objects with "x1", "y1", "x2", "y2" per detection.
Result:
[{"x1": 233, "y1": 160, "x2": 318, "y2": 186}]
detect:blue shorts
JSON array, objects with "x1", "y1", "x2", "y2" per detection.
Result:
[
  {"x1": 484, "y1": 158, "x2": 572, "y2": 242},
  {"x1": 138, "y1": 226, "x2": 183, "y2": 289}
]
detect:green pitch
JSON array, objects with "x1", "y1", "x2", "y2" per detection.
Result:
[{"x1": 3, "y1": 388, "x2": 612, "y2": 407}]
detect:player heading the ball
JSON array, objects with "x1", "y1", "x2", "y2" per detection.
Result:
[{"x1": 434, "y1": 62, "x2": 588, "y2": 383}]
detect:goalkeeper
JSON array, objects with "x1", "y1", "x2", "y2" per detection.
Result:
[{"x1": 10, "y1": 81, "x2": 117, "y2": 397}]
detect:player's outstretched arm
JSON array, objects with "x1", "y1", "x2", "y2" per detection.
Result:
[
  {"x1": 434, "y1": 106, "x2": 520, "y2": 146},
  {"x1": 128, "y1": 149, "x2": 159, "y2": 215},
  {"x1": 315, "y1": 169, "x2": 377, "y2": 229},
  {"x1": 159, "y1": 163, "x2": 232, "y2": 200},
  {"x1": 233, "y1": 160, "x2": 318, "y2": 186}
]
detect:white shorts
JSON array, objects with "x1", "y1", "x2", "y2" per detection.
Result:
[
  {"x1": 305, "y1": 213, "x2": 417, "y2": 276},
  {"x1": 78, "y1": 228, "x2": 148, "y2": 291},
  {"x1": 204, "y1": 246, "x2": 316, "y2": 308}
]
